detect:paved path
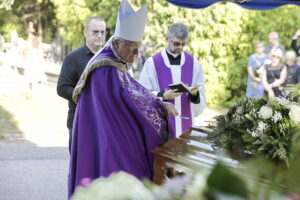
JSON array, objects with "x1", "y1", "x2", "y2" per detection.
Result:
[
  {"x1": 0, "y1": 139, "x2": 69, "y2": 200},
  {"x1": 0, "y1": 66, "x2": 224, "y2": 200},
  {"x1": 0, "y1": 69, "x2": 70, "y2": 200}
]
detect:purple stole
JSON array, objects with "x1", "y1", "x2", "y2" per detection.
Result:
[{"x1": 153, "y1": 51, "x2": 193, "y2": 135}]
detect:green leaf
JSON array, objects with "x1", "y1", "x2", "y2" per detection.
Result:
[{"x1": 206, "y1": 162, "x2": 249, "y2": 198}]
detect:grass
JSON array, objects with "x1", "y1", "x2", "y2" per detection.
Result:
[{"x1": 0, "y1": 104, "x2": 22, "y2": 138}]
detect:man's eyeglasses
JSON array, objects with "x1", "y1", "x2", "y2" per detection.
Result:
[
  {"x1": 169, "y1": 39, "x2": 186, "y2": 47},
  {"x1": 92, "y1": 30, "x2": 108, "y2": 36}
]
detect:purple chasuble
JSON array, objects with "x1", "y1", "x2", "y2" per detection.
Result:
[
  {"x1": 153, "y1": 51, "x2": 193, "y2": 134},
  {"x1": 68, "y1": 46, "x2": 173, "y2": 198}
]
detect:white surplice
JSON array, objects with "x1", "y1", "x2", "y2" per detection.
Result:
[{"x1": 139, "y1": 49, "x2": 206, "y2": 137}]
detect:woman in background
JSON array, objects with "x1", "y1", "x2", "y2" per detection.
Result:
[
  {"x1": 246, "y1": 41, "x2": 269, "y2": 97},
  {"x1": 262, "y1": 48, "x2": 287, "y2": 98}
]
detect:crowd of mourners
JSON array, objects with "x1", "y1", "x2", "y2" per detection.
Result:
[{"x1": 246, "y1": 30, "x2": 300, "y2": 100}]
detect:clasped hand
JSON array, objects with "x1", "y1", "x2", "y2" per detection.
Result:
[
  {"x1": 163, "y1": 84, "x2": 199, "y2": 100},
  {"x1": 189, "y1": 85, "x2": 199, "y2": 95},
  {"x1": 163, "y1": 89, "x2": 182, "y2": 100}
]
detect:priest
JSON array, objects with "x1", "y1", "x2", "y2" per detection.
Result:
[
  {"x1": 139, "y1": 23, "x2": 206, "y2": 137},
  {"x1": 68, "y1": 0, "x2": 176, "y2": 198}
]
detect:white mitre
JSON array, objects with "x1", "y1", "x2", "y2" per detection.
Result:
[{"x1": 114, "y1": 0, "x2": 148, "y2": 42}]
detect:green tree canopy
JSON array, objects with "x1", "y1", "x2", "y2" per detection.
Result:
[
  {"x1": 129, "y1": 1, "x2": 300, "y2": 107},
  {"x1": 0, "y1": 0, "x2": 56, "y2": 43},
  {"x1": 1, "y1": 0, "x2": 300, "y2": 107},
  {"x1": 0, "y1": 0, "x2": 15, "y2": 10}
]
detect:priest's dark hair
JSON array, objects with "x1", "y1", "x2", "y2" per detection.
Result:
[{"x1": 166, "y1": 23, "x2": 189, "y2": 39}]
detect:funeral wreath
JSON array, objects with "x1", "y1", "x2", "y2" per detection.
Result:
[{"x1": 208, "y1": 97, "x2": 300, "y2": 167}]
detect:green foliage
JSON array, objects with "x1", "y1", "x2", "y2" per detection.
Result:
[
  {"x1": 206, "y1": 162, "x2": 248, "y2": 199},
  {"x1": 0, "y1": 0, "x2": 15, "y2": 10},
  {"x1": 85, "y1": 0, "x2": 119, "y2": 36},
  {"x1": 0, "y1": 104, "x2": 22, "y2": 138},
  {"x1": 0, "y1": 9, "x2": 18, "y2": 40},
  {"x1": 50, "y1": 0, "x2": 120, "y2": 48},
  {"x1": 51, "y1": 0, "x2": 92, "y2": 48},
  {"x1": 242, "y1": 156, "x2": 300, "y2": 197},
  {"x1": 0, "y1": 0, "x2": 57, "y2": 43},
  {"x1": 125, "y1": 1, "x2": 300, "y2": 108},
  {"x1": 285, "y1": 83, "x2": 300, "y2": 100},
  {"x1": 2, "y1": 1, "x2": 300, "y2": 107}
]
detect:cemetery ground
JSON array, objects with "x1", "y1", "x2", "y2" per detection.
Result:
[{"x1": 0, "y1": 76, "x2": 225, "y2": 200}]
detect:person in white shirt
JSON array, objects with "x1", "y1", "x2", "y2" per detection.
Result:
[{"x1": 139, "y1": 23, "x2": 206, "y2": 137}]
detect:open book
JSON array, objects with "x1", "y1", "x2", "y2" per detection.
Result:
[{"x1": 168, "y1": 82, "x2": 196, "y2": 93}]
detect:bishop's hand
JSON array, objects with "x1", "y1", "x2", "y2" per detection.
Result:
[{"x1": 163, "y1": 102, "x2": 178, "y2": 116}]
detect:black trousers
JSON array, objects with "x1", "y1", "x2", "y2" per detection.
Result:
[{"x1": 68, "y1": 128, "x2": 72, "y2": 154}]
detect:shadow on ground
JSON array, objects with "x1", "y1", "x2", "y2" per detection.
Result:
[{"x1": 0, "y1": 104, "x2": 22, "y2": 139}]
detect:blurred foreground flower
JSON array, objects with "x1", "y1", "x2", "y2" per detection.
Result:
[
  {"x1": 289, "y1": 105, "x2": 300, "y2": 123},
  {"x1": 71, "y1": 172, "x2": 155, "y2": 200}
]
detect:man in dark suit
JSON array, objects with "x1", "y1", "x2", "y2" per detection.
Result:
[{"x1": 57, "y1": 16, "x2": 107, "y2": 153}]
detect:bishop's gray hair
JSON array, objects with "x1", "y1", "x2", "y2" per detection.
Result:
[{"x1": 166, "y1": 23, "x2": 189, "y2": 39}]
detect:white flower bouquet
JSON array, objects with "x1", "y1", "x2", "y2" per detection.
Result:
[
  {"x1": 208, "y1": 97, "x2": 300, "y2": 166},
  {"x1": 251, "y1": 60, "x2": 271, "y2": 88},
  {"x1": 71, "y1": 172, "x2": 155, "y2": 200},
  {"x1": 70, "y1": 162, "x2": 300, "y2": 200},
  {"x1": 254, "y1": 65, "x2": 264, "y2": 77}
]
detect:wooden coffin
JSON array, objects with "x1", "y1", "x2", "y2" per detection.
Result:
[{"x1": 152, "y1": 126, "x2": 239, "y2": 185}]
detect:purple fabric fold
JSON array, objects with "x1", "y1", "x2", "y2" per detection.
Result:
[
  {"x1": 153, "y1": 51, "x2": 193, "y2": 134},
  {"x1": 180, "y1": 52, "x2": 193, "y2": 132},
  {"x1": 68, "y1": 46, "x2": 173, "y2": 198},
  {"x1": 153, "y1": 53, "x2": 175, "y2": 134}
]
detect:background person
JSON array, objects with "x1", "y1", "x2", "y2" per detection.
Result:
[
  {"x1": 291, "y1": 29, "x2": 300, "y2": 57},
  {"x1": 283, "y1": 51, "x2": 300, "y2": 100},
  {"x1": 57, "y1": 16, "x2": 107, "y2": 153},
  {"x1": 264, "y1": 31, "x2": 285, "y2": 56},
  {"x1": 246, "y1": 41, "x2": 269, "y2": 98},
  {"x1": 297, "y1": 56, "x2": 300, "y2": 66},
  {"x1": 262, "y1": 48, "x2": 287, "y2": 98},
  {"x1": 284, "y1": 51, "x2": 300, "y2": 85},
  {"x1": 139, "y1": 23, "x2": 206, "y2": 137}
]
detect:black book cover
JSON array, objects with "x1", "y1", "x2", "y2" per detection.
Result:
[{"x1": 168, "y1": 82, "x2": 190, "y2": 93}]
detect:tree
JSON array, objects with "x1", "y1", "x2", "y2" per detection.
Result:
[
  {"x1": 127, "y1": 1, "x2": 300, "y2": 108},
  {"x1": 0, "y1": 0, "x2": 15, "y2": 10},
  {"x1": 50, "y1": 0, "x2": 91, "y2": 49},
  {"x1": 0, "y1": 0, "x2": 56, "y2": 45},
  {"x1": 53, "y1": 0, "x2": 300, "y2": 107},
  {"x1": 2, "y1": 0, "x2": 299, "y2": 107}
]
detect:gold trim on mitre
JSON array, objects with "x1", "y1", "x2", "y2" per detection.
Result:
[{"x1": 72, "y1": 57, "x2": 127, "y2": 103}]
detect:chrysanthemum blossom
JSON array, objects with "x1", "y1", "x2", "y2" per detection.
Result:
[
  {"x1": 289, "y1": 106, "x2": 300, "y2": 123},
  {"x1": 272, "y1": 112, "x2": 282, "y2": 123},
  {"x1": 236, "y1": 106, "x2": 243, "y2": 114},
  {"x1": 259, "y1": 106, "x2": 273, "y2": 120},
  {"x1": 275, "y1": 97, "x2": 290, "y2": 106}
]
